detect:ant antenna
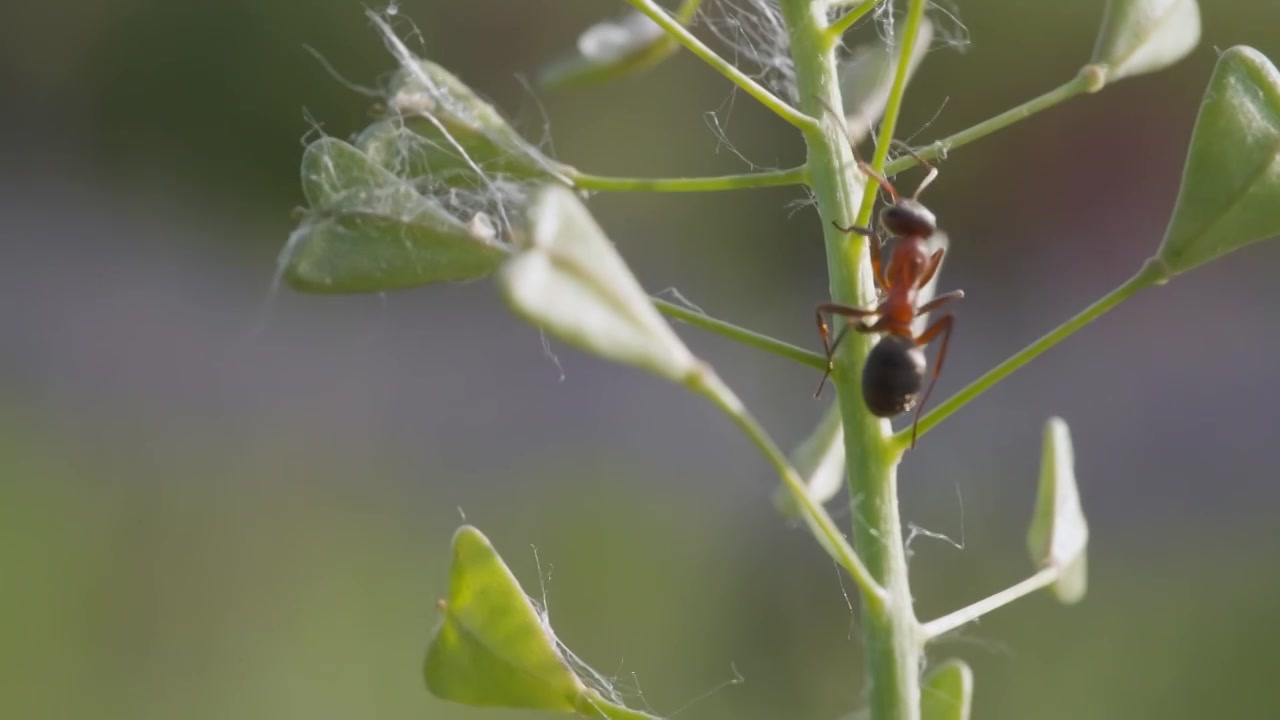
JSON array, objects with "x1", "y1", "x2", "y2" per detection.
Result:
[
  {"x1": 810, "y1": 96, "x2": 943, "y2": 205},
  {"x1": 812, "y1": 96, "x2": 903, "y2": 202},
  {"x1": 890, "y1": 139, "x2": 937, "y2": 199},
  {"x1": 902, "y1": 96, "x2": 949, "y2": 146}
]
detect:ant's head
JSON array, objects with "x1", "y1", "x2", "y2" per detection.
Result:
[{"x1": 879, "y1": 198, "x2": 937, "y2": 238}]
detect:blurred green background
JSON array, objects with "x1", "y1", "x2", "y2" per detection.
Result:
[{"x1": 3, "y1": 1, "x2": 1279, "y2": 718}]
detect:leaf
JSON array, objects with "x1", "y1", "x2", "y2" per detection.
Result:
[
  {"x1": 499, "y1": 185, "x2": 699, "y2": 383},
  {"x1": 921, "y1": 659, "x2": 974, "y2": 720},
  {"x1": 838, "y1": 17, "x2": 933, "y2": 143},
  {"x1": 300, "y1": 137, "x2": 404, "y2": 209},
  {"x1": 1091, "y1": 0, "x2": 1200, "y2": 82},
  {"x1": 1026, "y1": 417, "x2": 1088, "y2": 604},
  {"x1": 357, "y1": 117, "x2": 574, "y2": 188},
  {"x1": 774, "y1": 406, "x2": 844, "y2": 518},
  {"x1": 425, "y1": 527, "x2": 666, "y2": 720},
  {"x1": 1156, "y1": 46, "x2": 1280, "y2": 275},
  {"x1": 380, "y1": 59, "x2": 573, "y2": 185},
  {"x1": 284, "y1": 138, "x2": 506, "y2": 293},
  {"x1": 537, "y1": 11, "x2": 676, "y2": 90},
  {"x1": 282, "y1": 210, "x2": 506, "y2": 293},
  {"x1": 425, "y1": 526, "x2": 585, "y2": 711}
]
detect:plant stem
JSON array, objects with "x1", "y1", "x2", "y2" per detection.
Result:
[
  {"x1": 690, "y1": 369, "x2": 886, "y2": 608},
  {"x1": 652, "y1": 297, "x2": 827, "y2": 369},
  {"x1": 825, "y1": 0, "x2": 884, "y2": 47},
  {"x1": 855, "y1": 0, "x2": 926, "y2": 224},
  {"x1": 539, "y1": 0, "x2": 704, "y2": 90},
  {"x1": 572, "y1": 165, "x2": 808, "y2": 192},
  {"x1": 920, "y1": 567, "x2": 1059, "y2": 640},
  {"x1": 778, "y1": 0, "x2": 926, "y2": 718},
  {"x1": 580, "y1": 690, "x2": 665, "y2": 720},
  {"x1": 899, "y1": 258, "x2": 1168, "y2": 447},
  {"x1": 673, "y1": 0, "x2": 702, "y2": 23},
  {"x1": 884, "y1": 65, "x2": 1107, "y2": 175},
  {"x1": 620, "y1": 0, "x2": 818, "y2": 130}
]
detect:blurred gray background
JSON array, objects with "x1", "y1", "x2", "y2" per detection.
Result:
[{"x1": 2, "y1": 1, "x2": 1278, "y2": 719}]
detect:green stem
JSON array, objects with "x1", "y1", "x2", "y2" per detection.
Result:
[
  {"x1": 673, "y1": 0, "x2": 702, "y2": 23},
  {"x1": 620, "y1": 0, "x2": 818, "y2": 131},
  {"x1": 778, "y1": 0, "x2": 926, "y2": 718},
  {"x1": 884, "y1": 65, "x2": 1107, "y2": 175},
  {"x1": 855, "y1": 0, "x2": 927, "y2": 224},
  {"x1": 825, "y1": 0, "x2": 884, "y2": 48},
  {"x1": 691, "y1": 369, "x2": 886, "y2": 609},
  {"x1": 652, "y1": 297, "x2": 827, "y2": 369},
  {"x1": 898, "y1": 258, "x2": 1168, "y2": 447},
  {"x1": 572, "y1": 165, "x2": 808, "y2": 192},
  {"x1": 538, "y1": 0, "x2": 704, "y2": 90},
  {"x1": 580, "y1": 690, "x2": 664, "y2": 720},
  {"x1": 920, "y1": 567, "x2": 1059, "y2": 641}
]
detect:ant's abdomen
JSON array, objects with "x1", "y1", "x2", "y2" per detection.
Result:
[{"x1": 862, "y1": 336, "x2": 926, "y2": 417}]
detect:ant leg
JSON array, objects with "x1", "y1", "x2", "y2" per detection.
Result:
[
  {"x1": 816, "y1": 302, "x2": 874, "y2": 360},
  {"x1": 814, "y1": 302, "x2": 880, "y2": 397},
  {"x1": 908, "y1": 314, "x2": 955, "y2": 449},
  {"x1": 856, "y1": 160, "x2": 900, "y2": 204},
  {"x1": 891, "y1": 139, "x2": 938, "y2": 199},
  {"x1": 813, "y1": 95, "x2": 874, "y2": 187},
  {"x1": 868, "y1": 228, "x2": 888, "y2": 293},
  {"x1": 831, "y1": 221, "x2": 889, "y2": 293},
  {"x1": 916, "y1": 288, "x2": 964, "y2": 316},
  {"x1": 832, "y1": 221, "x2": 875, "y2": 235},
  {"x1": 813, "y1": 95, "x2": 918, "y2": 209},
  {"x1": 829, "y1": 220, "x2": 890, "y2": 289},
  {"x1": 915, "y1": 248, "x2": 946, "y2": 290}
]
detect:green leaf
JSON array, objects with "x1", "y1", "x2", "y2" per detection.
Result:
[
  {"x1": 1091, "y1": 0, "x2": 1200, "y2": 83},
  {"x1": 1156, "y1": 46, "x2": 1280, "y2": 275},
  {"x1": 300, "y1": 137, "x2": 403, "y2": 209},
  {"x1": 357, "y1": 116, "x2": 575, "y2": 188},
  {"x1": 379, "y1": 59, "x2": 572, "y2": 186},
  {"x1": 425, "y1": 526, "x2": 585, "y2": 711},
  {"x1": 282, "y1": 210, "x2": 506, "y2": 293},
  {"x1": 1026, "y1": 417, "x2": 1088, "y2": 604},
  {"x1": 499, "y1": 185, "x2": 699, "y2": 383},
  {"x1": 921, "y1": 659, "x2": 974, "y2": 720},
  {"x1": 839, "y1": 17, "x2": 933, "y2": 143},
  {"x1": 774, "y1": 405, "x2": 844, "y2": 519},
  {"x1": 537, "y1": 11, "x2": 677, "y2": 90},
  {"x1": 425, "y1": 526, "x2": 665, "y2": 720},
  {"x1": 284, "y1": 138, "x2": 506, "y2": 293}
]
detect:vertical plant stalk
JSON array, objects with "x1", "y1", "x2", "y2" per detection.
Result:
[{"x1": 776, "y1": 1, "x2": 926, "y2": 719}]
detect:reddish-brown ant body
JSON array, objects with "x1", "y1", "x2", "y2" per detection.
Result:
[{"x1": 815, "y1": 150, "x2": 963, "y2": 448}]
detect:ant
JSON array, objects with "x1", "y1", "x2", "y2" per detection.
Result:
[{"x1": 814, "y1": 145, "x2": 963, "y2": 449}]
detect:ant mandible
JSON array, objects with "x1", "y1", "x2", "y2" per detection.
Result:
[{"x1": 814, "y1": 146, "x2": 963, "y2": 449}]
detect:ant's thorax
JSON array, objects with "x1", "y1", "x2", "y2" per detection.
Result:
[
  {"x1": 883, "y1": 235, "x2": 933, "y2": 292},
  {"x1": 870, "y1": 235, "x2": 932, "y2": 333}
]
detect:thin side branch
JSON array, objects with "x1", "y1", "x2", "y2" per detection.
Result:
[
  {"x1": 652, "y1": 297, "x2": 827, "y2": 369},
  {"x1": 898, "y1": 259, "x2": 1166, "y2": 447},
  {"x1": 621, "y1": 0, "x2": 818, "y2": 130},
  {"x1": 921, "y1": 566, "x2": 1059, "y2": 640},
  {"x1": 690, "y1": 370, "x2": 887, "y2": 610},
  {"x1": 825, "y1": 0, "x2": 884, "y2": 47},
  {"x1": 572, "y1": 165, "x2": 808, "y2": 192},
  {"x1": 884, "y1": 66, "x2": 1107, "y2": 175}
]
